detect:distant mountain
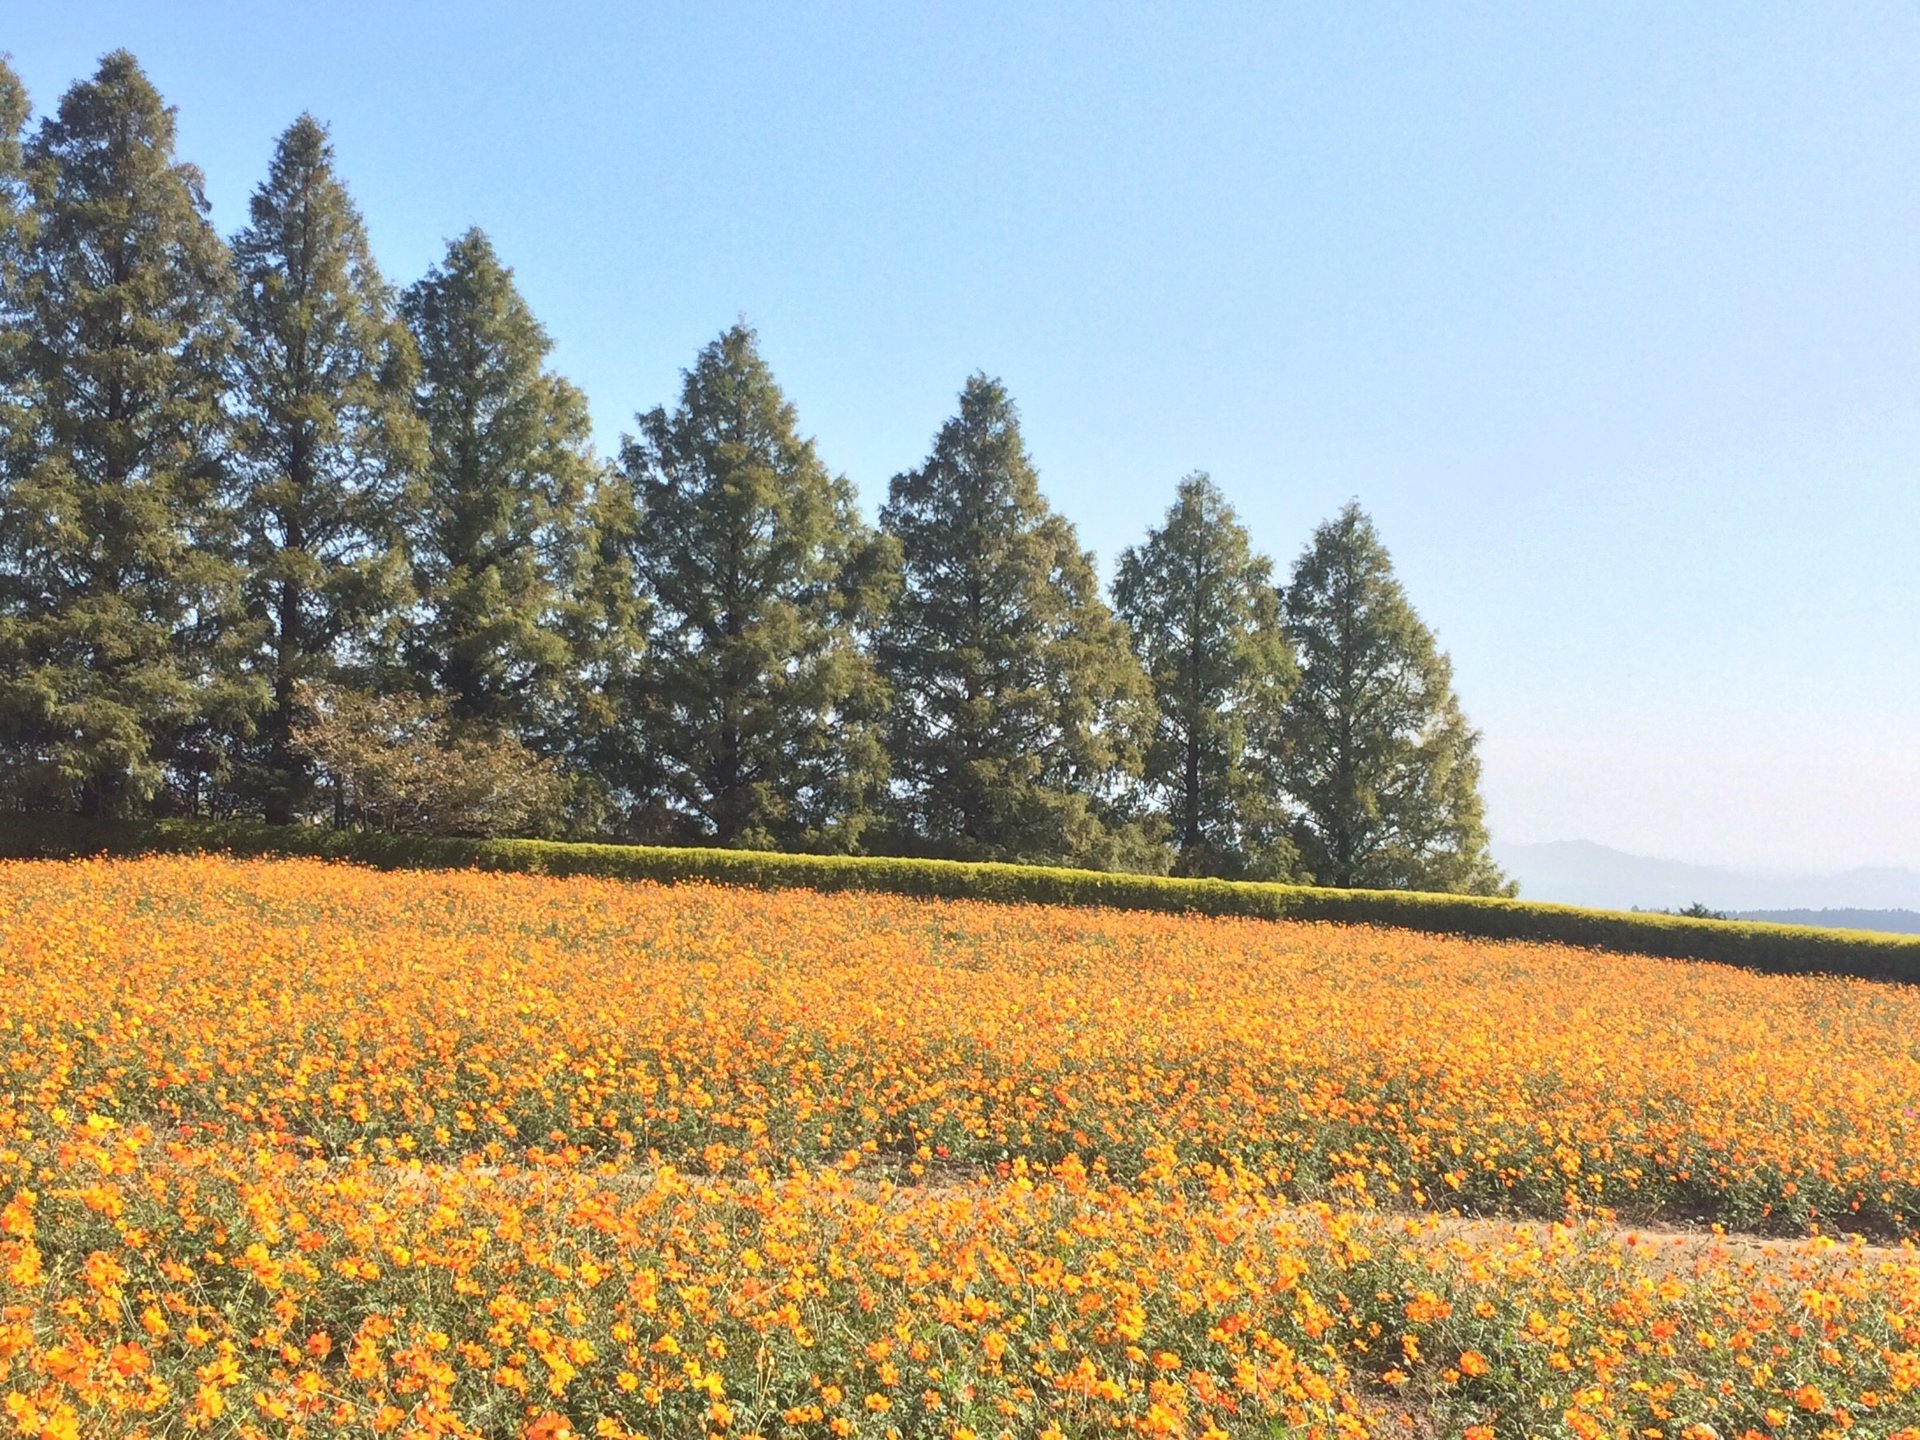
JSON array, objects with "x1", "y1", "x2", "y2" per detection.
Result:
[
  {"x1": 1731, "y1": 908, "x2": 1920, "y2": 935},
  {"x1": 1493, "y1": 839, "x2": 1920, "y2": 915}
]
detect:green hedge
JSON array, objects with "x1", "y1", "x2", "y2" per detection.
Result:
[{"x1": 6, "y1": 815, "x2": 1919, "y2": 983}]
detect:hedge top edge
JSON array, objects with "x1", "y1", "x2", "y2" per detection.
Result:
[{"x1": 4, "y1": 816, "x2": 1917, "y2": 984}]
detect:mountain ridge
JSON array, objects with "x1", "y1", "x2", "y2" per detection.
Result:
[
  {"x1": 1494, "y1": 839, "x2": 1920, "y2": 914},
  {"x1": 1730, "y1": 908, "x2": 1920, "y2": 936}
]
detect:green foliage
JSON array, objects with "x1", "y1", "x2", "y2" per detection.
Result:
[
  {"x1": 0, "y1": 58, "x2": 25, "y2": 242},
  {"x1": 543, "y1": 462, "x2": 651, "y2": 837},
  {"x1": 1114, "y1": 473, "x2": 1298, "y2": 879},
  {"x1": 229, "y1": 115, "x2": 424, "y2": 822},
  {"x1": 0, "y1": 53, "x2": 252, "y2": 817},
  {"x1": 0, "y1": 60, "x2": 28, "y2": 809},
  {"x1": 291, "y1": 682, "x2": 562, "y2": 837},
  {"x1": 8, "y1": 814, "x2": 1920, "y2": 983},
  {"x1": 878, "y1": 375, "x2": 1157, "y2": 868},
  {"x1": 0, "y1": 58, "x2": 30, "y2": 403},
  {"x1": 618, "y1": 325, "x2": 890, "y2": 849},
  {"x1": 1279, "y1": 503, "x2": 1509, "y2": 895},
  {"x1": 1676, "y1": 901, "x2": 1730, "y2": 920},
  {"x1": 399, "y1": 229, "x2": 599, "y2": 737},
  {"x1": 0, "y1": 59, "x2": 34, "y2": 556}
]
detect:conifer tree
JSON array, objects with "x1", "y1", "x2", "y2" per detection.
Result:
[
  {"x1": 1278, "y1": 503, "x2": 1509, "y2": 894},
  {"x1": 1113, "y1": 473, "x2": 1297, "y2": 878},
  {"x1": 0, "y1": 53, "x2": 247, "y2": 816},
  {"x1": 399, "y1": 229, "x2": 597, "y2": 740},
  {"x1": 229, "y1": 114, "x2": 423, "y2": 823},
  {"x1": 877, "y1": 375, "x2": 1154, "y2": 867},
  {"x1": 619, "y1": 324, "x2": 891, "y2": 848}
]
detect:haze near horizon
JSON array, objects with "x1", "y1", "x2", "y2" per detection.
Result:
[{"x1": 8, "y1": 2, "x2": 1917, "y2": 873}]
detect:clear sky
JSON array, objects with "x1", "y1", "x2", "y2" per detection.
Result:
[{"x1": 9, "y1": 3, "x2": 1918, "y2": 873}]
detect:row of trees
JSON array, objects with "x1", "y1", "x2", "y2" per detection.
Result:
[{"x1": 0, "y1": 52, "x2": 1508, "y2": 894}]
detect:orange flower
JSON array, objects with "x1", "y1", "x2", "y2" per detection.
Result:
[{"x1": 0, "y1": 854, "x2": 1915, "y2": 1439}]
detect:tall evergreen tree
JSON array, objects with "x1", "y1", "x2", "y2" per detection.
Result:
[
  {"x1": 1113, "y1": 473, "x2": 1297, "y2": 878},
  {"x1": 1278, "y1": 503, "x2": 1508, "y2": 894},
  {"x1": 229, "y1": 114, "x2": 423, "y2": 823},
  {"x1": 399, "y1": 228, "x2": 597, "y2": 739},
  {"x1": 0, "y1": 52, "x2": 247, "y2": 816},
  {"x1": 619, "y1": 324, "x2": 890, "y2": 849},
  {"x1": 877, "y1": 374, "x2": 1155, "y2": 867}
]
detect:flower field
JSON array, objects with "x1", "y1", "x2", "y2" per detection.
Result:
[{"x1": 2, "y1": 856, "x2": 1917, "y2": 1439}]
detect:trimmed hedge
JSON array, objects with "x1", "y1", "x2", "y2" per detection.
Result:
[{"x1": 6, "y1": 814, "x2": 1920, "y2": 984}]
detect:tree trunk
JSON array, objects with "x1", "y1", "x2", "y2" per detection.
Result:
[
  {"x1": 1184, "y1": 726, "x2": 1201, "y2": 858},
  {"x1": 267, "y1": 420, "x2": 312, "y2": 825}
]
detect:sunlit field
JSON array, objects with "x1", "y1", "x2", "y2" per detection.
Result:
[{"x1": 2, "y1": 856, "x2": 1917, "y2": 1439}]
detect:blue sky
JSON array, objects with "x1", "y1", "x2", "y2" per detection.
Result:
[{"x1": 9, "y1": 3, "x2": 1919, "y2": 872}]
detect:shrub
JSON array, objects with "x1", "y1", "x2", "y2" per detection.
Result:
[{"x1": 293, "y1": 684, "x2": 564, "y2": 837}]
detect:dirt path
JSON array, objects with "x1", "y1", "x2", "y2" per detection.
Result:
[
  {"x1": 347, "y1": 1154, "x2": 1919, "y2": 1280},
  {"x1": 1356, "y1": 1207, "x2": 1916, "y2": 1272}
]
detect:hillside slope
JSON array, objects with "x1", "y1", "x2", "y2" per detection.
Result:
[{"x1": 7, "y1": 815, "x2": 1920, "y2": 982}]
